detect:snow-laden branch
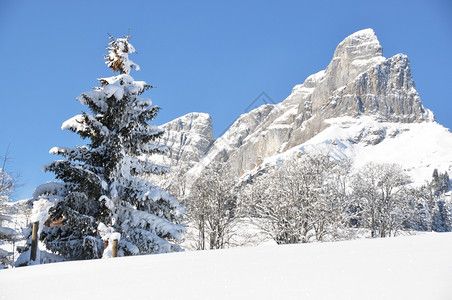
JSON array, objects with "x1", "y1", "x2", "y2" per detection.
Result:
[{"x1": 61, "y1": 113, "x2": 109, "y2": 140}]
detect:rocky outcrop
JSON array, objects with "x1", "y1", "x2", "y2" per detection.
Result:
[{"x1": 159, "y1": 112, "x2": 214, "y2": 167}]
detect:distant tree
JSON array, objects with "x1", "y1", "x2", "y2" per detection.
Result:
[
  {"x1": 160, "y1": 162, "x2": 191, "y2": 201},
  {"x1": 0, "y1": 148, "x2": 19, "y2": 204},
  {"x1": 432, "y1": 169, "x2": 439, "y2": 182},
  {"x1": 410, "y1": 170, "x2": 452, "y2": 232},
  {"x1": 403, "y1": 175, "x2": 452, "y2": 233},
  {"x1": 442, "y1": 172, "x2": 450, "y2": 192},
  {"x1": 0, "y1": 150, "x2": 19, "y2": 268},
  {"x1": 0, "y1": 217, "x2": 16, "y2": 268},
  {"x1": 22, "y1": 34, "x2": 184, "y2": 263},
  {"x1": 352, "y1": 162, "x2": 412, "y2": 238},
  {"x1": 431, "y1": 195, "x2": 452, "y2": 232},
  {"x1": 404, "y1": 185, "x2": 433, "y2": 232},
  {"x1": 315, "y1": 158, "x2": 355, "y2": 241},
  {"x1": 430, "y1": 170, "x2": 451, "y2": 231},
  {"x1": 186, "y1": 162, "x2": 237, "y2": 250},
  {"x1": 244, "y1": 162, "x2": 310, "y2": 244},
  {"x1": 431, "y1": 169, "x2": 450, "y2": 196}
]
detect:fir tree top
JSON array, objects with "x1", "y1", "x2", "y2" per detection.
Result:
[{"x1": 105, "y1": 34, "x2": 140, "y2": 74}]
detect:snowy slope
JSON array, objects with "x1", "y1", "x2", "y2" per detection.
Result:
[
  {"x1": 259, "y1": 115, "x2": 452, "y2": 185},
  {"x1": 1, "y1": 233, "x2": 451, "y2": 300}
]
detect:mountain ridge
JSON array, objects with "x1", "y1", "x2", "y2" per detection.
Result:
[{"x1": 158, "y1": 28, "x2": 449, "y2": 185}]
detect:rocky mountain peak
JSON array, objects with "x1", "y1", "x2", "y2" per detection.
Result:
[
  {"x1": 180, "y1": 29, "x2": 436, "y2": 180},
  {"x1": 333, "y1": 28, "x2": 383, "y2": 63},
  {"x1": 323, "y1": 28, "x2": 385, "y2": 96}
]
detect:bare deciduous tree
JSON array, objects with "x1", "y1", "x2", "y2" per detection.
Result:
[
  {"x1": 186, "y1": 162, "x2": 237, "y2": 250},
  {"x1": 0, "y1": 148, "x2": 20, "y2": 268},
  {"x1": 352, "y1": 162, "x2": 412, "y2": 238}
]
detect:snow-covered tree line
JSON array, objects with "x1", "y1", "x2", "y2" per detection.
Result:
[
  {"x1": 171, "y1": 154, "x2": 451, "y2": 248},
  {"x1": 16, "y1": 35, "x2": 185, "y2": 265},
  {"x1": 242, "y1": 157, "x2": 451, "y2": 243}
]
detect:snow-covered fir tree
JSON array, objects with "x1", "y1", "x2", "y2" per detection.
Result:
[
  {"x1": 431, "y1": 169, "x2": 450, "y2": 196},
  {"x1": 406, "y1": 170, "x2": 452, "y2": 233},
  {"x1": 430, "y1": 170, "x2": 452, "y2": 232},
  {"x1": 25, "y1": 35, "x2": 185, "y2": 262}
]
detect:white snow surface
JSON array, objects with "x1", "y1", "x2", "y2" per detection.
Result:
[
  {"x1": 259, "y1": 115, "x2": 452, "y2": 186},
  {"x1": 1, "y1": 233, "x2": 451, "y2": 299}
]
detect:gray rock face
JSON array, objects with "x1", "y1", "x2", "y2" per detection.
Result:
[
  {"x1": 186, "y1": 104, "x2": 275, "y2": 181},
  {"x1": 185, "y1": 29, "x2": 433, "y2": 178},
  {"x1": 159, "y1": 112, "x2": 214, "y2": 167}
]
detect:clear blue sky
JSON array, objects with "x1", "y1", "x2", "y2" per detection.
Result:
[{"x1": 1, "y1": 0, "x2": 451, "y2": 200}]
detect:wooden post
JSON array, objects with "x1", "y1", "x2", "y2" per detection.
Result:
[
  {"x1": 30, "y1": 221, "x2": 39, "y2": 262},
  {"x1": 112, "y1": 239, "x2": 118, "y2": 258}
]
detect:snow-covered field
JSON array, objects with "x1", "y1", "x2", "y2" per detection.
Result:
[{"x1": 1, "y1": 233, "x2": 451, "y2": 300}]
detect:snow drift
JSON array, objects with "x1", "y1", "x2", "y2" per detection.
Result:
[{"x1": 1, "y1": 233, "x2": 451, "y2": 299}]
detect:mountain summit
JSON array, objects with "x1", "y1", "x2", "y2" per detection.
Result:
[{"x1": 327, "y1": 28, "x2": 384, "y2": 90}]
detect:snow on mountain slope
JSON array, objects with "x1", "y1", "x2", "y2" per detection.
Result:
[
  {"x1": 260, "y1": 116, "x2": 452, "y2": 185},
  {"x1": 1, "y1": 233, "x2": 451, "y2": 300}
]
